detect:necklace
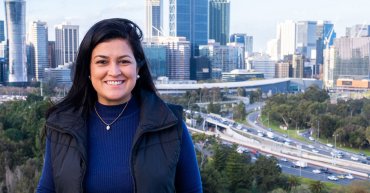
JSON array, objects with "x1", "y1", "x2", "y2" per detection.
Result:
[{"x1": 94, "y1": 100, "x2": 130, "y2": 130}]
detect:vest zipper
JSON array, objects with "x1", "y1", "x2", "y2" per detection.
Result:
[
  {"x1": 46, "y1": 124, "x2": 87, "y2": 193},
  {"x1": 130, "y1": 121, "x2": 178, "y2": 193}
]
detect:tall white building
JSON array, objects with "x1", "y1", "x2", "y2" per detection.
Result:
[
  {"x1": 55, "y1": 23, "x2": 79, "y2": 66},
  {"x1": 29, "y1": 21, "x2": 48, "y2": 81},
  {"x1": 277, "y1": 20, "x2": 296, "y2": 60},
  {"x1": 145, "y1": 0, "x2": 163, "y2": 38},
  {"x1": 5, "y1": 0, "x2": 27, "y2": 82}
]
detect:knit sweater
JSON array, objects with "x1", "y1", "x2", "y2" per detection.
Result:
[{"x1": 37, "y1": 97, "x2": 202, "y2": 193}]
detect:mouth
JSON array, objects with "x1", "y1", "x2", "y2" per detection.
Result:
[{"x1": 105, "y1": 80, "x2": 124, "y2": 85}]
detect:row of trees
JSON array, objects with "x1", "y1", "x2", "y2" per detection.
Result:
[
  {"x1": 262, "y1": 86, "x2": 370, "y2": 149},
  {"x1": 0, "y1": 93, "x2": 50, "y2": 192},
  {"x1": 192, "y1": 133, "x2": 332, "y2": 193}
]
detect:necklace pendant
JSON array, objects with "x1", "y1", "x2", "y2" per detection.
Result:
[{"x1": 106, "y1": 125, "x2": 110, "y2": 130}]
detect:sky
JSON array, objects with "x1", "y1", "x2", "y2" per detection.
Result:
[{"x1": 0, "y1": 0, "x2": 369, "y2": 51}]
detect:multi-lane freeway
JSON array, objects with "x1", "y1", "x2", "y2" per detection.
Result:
[{"x1": 186, "y1": 108, "x2": 370, "y2": 185}]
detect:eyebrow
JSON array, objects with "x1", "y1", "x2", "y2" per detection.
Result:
[{"x1": 93, "y1": 55, "x2": 133, "y2": 59}]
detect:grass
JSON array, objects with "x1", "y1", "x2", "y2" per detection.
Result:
[
  {"x1": 298, "y1": 176, "x2": 343, "y2": 190},
  {"x1": 259, "y1": 115, "x2": 308, "y2": 142}
]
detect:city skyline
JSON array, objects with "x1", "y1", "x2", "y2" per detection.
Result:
[{"x1": 1, "y1": 0, "x2": 370, "y2": 51}]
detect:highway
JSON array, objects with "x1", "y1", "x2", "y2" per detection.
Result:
[{"x1": 187, "y1": 109, "x2": 370, "y2": 185}]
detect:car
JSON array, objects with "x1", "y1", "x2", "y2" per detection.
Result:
[
  {"x1": 345, "y1": 174, "x2": 354, "y2": 179},
  {"x1": 308, "y1": 145, "x2": 314, "y2": 149},
  {"x1": 312, "y1": 169, "x2": 321, "y2": 174},
  {"x1": 312, "y1": 149, "x2": 319, "y2": 153},
  {"x1": 320, "y1": 168, "x2": 332, "y2": 174},
  {"x1": 367, "y1": 156, "x2": 370, "y2": 161},
  {"x1": 280, "y1": 158, "x2": 288, "y2": 162},
  {"x1": 309, "y1": 136, "x2": 315, "y2": 141},
  {"x1": 326, "y1": 143, "x2": 333, "y2": 148},
  {"x1": 327, "y1": 175, "x2": 338, "y2": 181},
  {"x1": 351, "y1": 156, "x2": 359, "y2": 161},
  {"x1": 359, "y1": 152, "x2": 366, "y2": 157},
  {"x1": 337, "y1": 174, "x2": 345, "y2": 179}
]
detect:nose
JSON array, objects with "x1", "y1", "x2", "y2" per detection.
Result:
[{"x1": 108, "y1": 62, "x2": 122, "y2": 76}]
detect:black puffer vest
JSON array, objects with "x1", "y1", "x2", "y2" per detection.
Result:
[{"x1": 45, "y1": 90, "x2": 183, "y2": 193}]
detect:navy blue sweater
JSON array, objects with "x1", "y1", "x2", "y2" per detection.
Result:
[{"x1": 37, "y1": 97, "x2": 202, "y2": 193}]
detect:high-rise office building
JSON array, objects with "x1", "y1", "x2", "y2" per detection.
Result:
[
  {"x1": 199, "y1": 40, "x2": 244, "y2": 79},
  {"x1": 277, "y1": 20, "x2": 296, "y2": 60},
  {"x1": 275, "y1": 62, "x2": 290, "y2": 78},
  {"x1": 144, "y1": 36, "x2": 190, "y2": 80},
  {"x1": 324, "y1": 37, "x2": 370, "y2": 88},
  {"x1": 143, "y1": 42, "x2": 167, "y2": 79},
  {"x1": 292, "y1": 54, "x2": 304, "y2": 78},
  {"x1": 29, "y1": 21, "x2": 48, "y2": 81},
  {"x1": 315, "y1": 21, "x2": 335, "y2": 75},
  {"x1": 0, "y1": 20, "x2": 5, "y2": 42},
  {"x1": 48, "y1": 41, "x2": 56, "y2": 68},
  {"x1": 5, "y1": 0, "x2": 27, "y2": 82},
  {"x1": 55, "y1": 23, "x2": 79, "y2": 66},
  {"x1": 145, "y1": 0, "x2": 163, "y2": 38},
  {"x1": 346, "y1": 24, "x2": 370, "y2": 37},
  {"x1": 295, "y1": 21, "x2": 317, "y2": 59},
  {"x1": 230, "y1": 33, "x2": 253, "y2": 54},
  {"x1": 209, "y1": 0, "x2": 230, "y2": 45},
  {"x1": 250, "y1": 54, "x2": 276, "y2": 79},
  {"x1": 169, "y1": 0, "x2": 208, "y2": 80}
]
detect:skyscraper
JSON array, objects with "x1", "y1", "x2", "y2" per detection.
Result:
[
  {"x1": 277, "y1": 20, "x2": 296, "y2": 60},
  {"x1": 55, "y1": 23, "x2": 79, "y2": 66},
  {"x1": 324, "y1": 37, "x2": 370, "y2": 88},
  {"x1": 209, "y1": 0, "x2": 230, "y2": 45},
  {"x1": 169, "y1": 0, "x2": 208, "y2": 79},
  {"x1": 0, "y1": 20, "x2": 5, "y2": 42},
  {"x1": 29, "y1": 21, "x2": 48, "y2": 81},
  {"x1": 145, "y1": 0, "x2": 163, "y2": 38},
  {"x1": 295, "y1": 21, "x2": 317, "y2": 59},
  {"x1": 230, "y1": 33, "x2": 253, "y2": 54},
  {"x1": 5, "y1": 0, "x2": 27, "y2": 82}
]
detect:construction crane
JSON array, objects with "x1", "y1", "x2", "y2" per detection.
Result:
[
  {"x1": 356, "y1": 22, "x2": 367, "y2": 37},
  {"x1": 324, "y1": 26, "x2": 335, "y2": 50}
]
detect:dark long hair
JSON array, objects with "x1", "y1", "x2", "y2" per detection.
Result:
[{"x1": 47, "y1": 18, "x2": 156, "y2": 118}]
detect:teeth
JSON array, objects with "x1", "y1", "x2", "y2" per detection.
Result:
[{"x1": 107, "y1": 81, "x2": 123, "y2": 85}]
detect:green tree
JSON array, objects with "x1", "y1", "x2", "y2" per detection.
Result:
[
  {"x1": 309, "y1": 180, "x2": 327, "y2": 193},
  {"x1": 251, "y1": 156, "x2": 282, "y2": 193},
  {"x1": 233, "y1": 102, "x2": 246, "y2": 121}
]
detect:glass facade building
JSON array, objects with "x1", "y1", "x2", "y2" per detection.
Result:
[
  {"x1": 209, "y1": 0, "x2": 230, "y2": 45},
  {"x1": 144, "y1": 36, "x2": 190, "y2": 80},
  {"x1": 230, "y1": 33, "x2": 253, "y2": 54},
  {"x1": 143, "y1": 43, "x2": 167, "y2": 79},
  {"x1": 295, "y1": 21, "x2": 317, "y2": 59},
  {"x1": 324, "y1": 37, "x2": 370, "y2": 88},
  {"x1": 145, "y1": 0, "x2": 163, "y2": 38},
  {"x1": 5, "y1": 0, "x2": 27, "y2": 82},
  {"x1": 29, "y1": 21, "x2": 48, "y2": 81},
  {"x1": 0, "y1": 20, "x2": 5, "y2": 42},
  {"x1": 199, "y1": 40, "x2": 244, "y2": 79},
  {"x1": 55, "y1": 23, "x2": 79, "y2": 66},
  {"x1": 170, "y1": 0, "x2": 208, "y2": 55}
]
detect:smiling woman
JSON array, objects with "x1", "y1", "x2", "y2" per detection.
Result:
[
  {"x1": 90, "y1": 39, "x2": 138, "y2": 105},
  {"x1": 36, "y1": 18, "x2": 203, "y2": 193}
]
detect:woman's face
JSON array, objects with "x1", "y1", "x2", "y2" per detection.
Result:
[{"x1": 90, "y1": 38, "x2": 138, "y2": 105}]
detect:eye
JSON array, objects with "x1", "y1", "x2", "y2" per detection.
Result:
[
  {"x1": 96, "y1": 60, "x2": 108, "y2": 65},
  {"x1": 119, "y1": 60, "x2": 131, "y2": 65}
]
